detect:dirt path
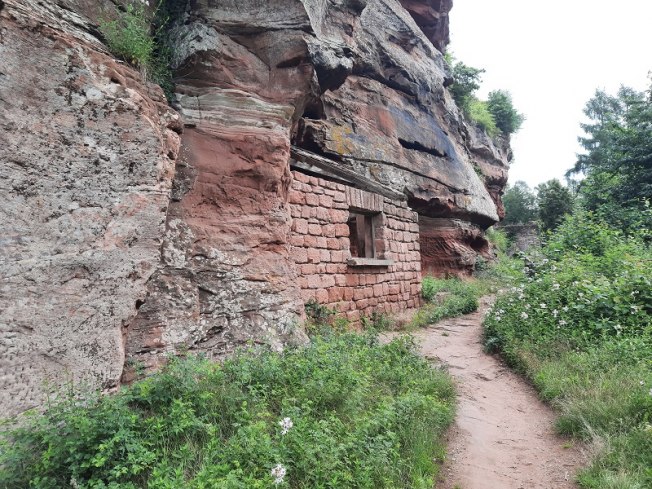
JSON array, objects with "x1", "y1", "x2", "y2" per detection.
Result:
[{"x1": 391, "y1": 297, "x2": 585, "y2": 489}]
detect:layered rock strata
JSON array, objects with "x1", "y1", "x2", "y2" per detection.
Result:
[{"x1": 1, "y1": 0, "x2": 510, "y2": 416}]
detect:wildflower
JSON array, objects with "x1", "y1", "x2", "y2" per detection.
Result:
[
  {"x1": 520, "y1": 312, "x2": 529, "y2": 320},
  {"x1": 559, "y1": 320, "x2": 567, "y2": 326},
  {"x1": 495, "y1": 316, "x2": 502, "y2": 321},
  {"x1": 279, "y1": 417, "x2": 293, "y2": 435},
  {"x1": 552, "y1": 309, "x2": 559, "y2": 317},
  {"x1": 271, "y1": 464, "x2": 287, "y2": 485},
  {"x1": 562, "y1": 306, "x2": 569, "y2": 312},
  {"x1": 640, "y1": 380, "x2": 645, "y2": 386},
  {"x1": 518, "y1": 293, "x2": 525, "y2": 300},
  {"x1": 553, "y1": 283, "x2": 560, "y2": 289},
  {"x1": 539, "y1": 303, "x2": 547, "y2": 309},
  {"x1": 525, "y1": 303, "x2": 531, "y2": 310},
  {"x1": 498, "y1": 309, "x2": 505, "y2": 315},
  {"x1": 649, "y1": 388, "x2": 652, "y2": 397},
  {"x1": 578, "y1": 292, "x2": 584, "y2": 297},
  {"x1": 630, "y1": 305, "x2": 641, "y2": 314}
]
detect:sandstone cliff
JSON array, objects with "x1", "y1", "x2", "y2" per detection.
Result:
[{"x1": 0, "y1": 0, "x2": 510, "y2": 417}]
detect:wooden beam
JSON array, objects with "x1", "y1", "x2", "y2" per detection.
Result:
[{"x1": 290, "y1": 146, "x2": 406, "y2": 201}]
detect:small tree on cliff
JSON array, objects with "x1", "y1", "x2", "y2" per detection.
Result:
[{"x1": 487, "y1": 90, "x2": 524, "y2": 135}]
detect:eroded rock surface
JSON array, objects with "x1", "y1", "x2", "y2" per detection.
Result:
[
  {"x1": 0, "y1": 0, "x2": 181, "y2": 416},
  {"x1": 1, "y1": 0, "x2": 511, "y2": 414}
]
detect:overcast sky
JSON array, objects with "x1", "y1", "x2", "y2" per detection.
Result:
[{"x1": 449, "y1": 0, "x2": 652, "y2": 189}]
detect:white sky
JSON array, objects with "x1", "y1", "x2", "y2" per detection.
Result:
[{"x1": 449, "y1": 0, "x2": 652, "y2": 188}]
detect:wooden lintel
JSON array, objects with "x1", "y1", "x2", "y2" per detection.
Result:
[{"x1": 290, "y1": 146, "x2": 406, "y2": 202}]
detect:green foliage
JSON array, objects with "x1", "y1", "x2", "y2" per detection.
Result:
[
  {"x1": 483, "y1": 212, "x2": 652, "y2": 487},
  {"x1": 412, "y1": 277, "x2": 488, "y2": 328},
  {"x1": 502, "y1": 181, "x2": 538, "y2": 225},
  {"x1": 467, "y1": 98, "x2": 498, "y2": 137},
  {"x1": 99, "y1": 2, "x2": 155, "y2": 70},
  {"x1": 445, "y1": 55, "x2": 523, "y2": 138},
  {"x1": 568, "y1": 84, "x2": 652, "y2": 234},
  {"x1": 0, "y1": 334, "x2": 455, "y2": 488},
  {"x1": 448, "y1": 58, "x2": 485, "y2": 112},
  {"x1": 486, "y1": 228, "x2": 510, "y2": 255},
  {"x1": 99, "y1": 1, "x2": 175, "y2": 97},
  {"x1": 536, "y1": 179, "x2": 575, "y2": 232},
  {"x1": 487, "y1": 90, "x2": 524, "y2": 135}
]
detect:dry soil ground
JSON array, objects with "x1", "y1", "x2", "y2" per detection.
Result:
[{"x1": 388, "y1": 297, "x2": 586, "y2": 489}]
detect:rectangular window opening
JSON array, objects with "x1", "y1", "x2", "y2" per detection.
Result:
[{"x1": 348, "y1": 212, "x2": 376, "y2": 258}]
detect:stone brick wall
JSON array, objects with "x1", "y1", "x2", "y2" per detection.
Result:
[{"x1": 288, "y1": 171, "x2": 422, "y2": 323}]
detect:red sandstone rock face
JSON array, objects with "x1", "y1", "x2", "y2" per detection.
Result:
[
  {"x1": 0, "y1": 0, "x2": 180, "y2": 416},
  {"x1": 399, "y1": 0, "x2": 453, "y2": 52},
  {"x1": 0, "y1": 0, "x2": 511, "y2": 414}
]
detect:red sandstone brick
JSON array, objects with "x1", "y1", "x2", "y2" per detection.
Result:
[
  {"x1": 331, "y1": 250, "x2": 344, "y2": 262},
  {"x1": 373, "y1": 284, "x2": 383, "y2": 297},
  {"x1": 288, "y1": 190, "x2": 305, "y2": 205},
  {"x1": 353, "y1": 288, "x2": 366, "y2": 301},
  {"x1": 357, "y1": 299, "x2": 369, "y2": 309},
  {"x1": 320, "y1": 249, "x2": 331, "y2": 262},
  {"x1": 328, "y1": 287, "x2": 344, "y2": 302},
  {"x1": 308, "y1": 224, "x2": 322, "y2": 236},
  {"x1": 301, "y1": 264, "x2": 316, "y2": 275},
  {"x1": 293, "y1": 247, "x2": 308, "y2": 264},
  {"x1": 326, "y1": 264, "x2": 339, "y2": 274},
  {"x1": 388, "y1": 284, "x2": 400, "y2": 295},
  {"x1": 334, "y1": 224, "x2": 349, "y2": 237},
  {"x1": 301, "y1": 289, "x2": 314, "y2": 302},
  {"x1": 305, "y1": 193, "x2": 319, "y2": 206},
  {"x1": 346, "y1": 274, "x2": 358, "y2": 286},
  {"x1": 316, "y1": 236, "x2": 328, "y2": 248},
  {"x1": 347, "y1": 310, "x2": 360, "y2": 321},
  {"x1": 315, "y1": 288, "x2": 329, "y2": 303},
  {"x1": 293, "y1": 171, "x2": 310, "y2": 183},
  {"x1": 293, "y1": 219, "x2": 308, "y2": 234},
  {"x1": 318, "y1": 194, "x2": 333, "y2": 207},
  {"x1": 326, "y1": 238, "x2": 340, "y2": 250},
  {"x1": 307, "y1": 248, "x2": 321, "y2": 263},
  {"x1": 364, "y1": 287, "x2": 374, "y2": 299},
  {"x1": 316, "y1": 208, "x2": 330, "y2": 221},
  {"x1": 290, "y1": 235, "x2": 304, "y2": 247},
  {"x1": 335, "y1": 274, "x2": 347, "y2": 286},
  {"x1": 344, "y1": 288, "x2": 354, "y2": 301},
  {"x1": 304, "y1": 235, "x2": 317, "y2": 248}
]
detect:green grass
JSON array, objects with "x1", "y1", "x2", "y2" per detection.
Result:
[
  {"x1": 0, "y1": 333, "x2": 455, "y2": 488},
  {"x1": 408, "y1": 277, "x2": 491, "y2": 329}
]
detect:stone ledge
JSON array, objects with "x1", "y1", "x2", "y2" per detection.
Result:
[{"x1": 347, "y1": 258, "x2": 394, "y2": 267}]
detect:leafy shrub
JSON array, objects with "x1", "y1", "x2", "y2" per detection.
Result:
[
  {"x1": 467, "y1": 98, "x2": 498, "y2": 137},
  {"x1": 486, "y1": 228, "x2": 510, "y2": 255},
  {"x1": 0, "y1": 334, "x2": 455, "y2": 488},
  {"x1": 483, "y1": 212, "x2": 652, "y2": 487},
  {"x1": 99, "y1": 1, "x2": 175, "y2": 96},
  {"x1": 487, "y1": 90, "x2": 524, "y2": 135},
  {"x1": 446, "y1": 56, "x2": 485, "y2": 112},
  {"x1": 100, "y1": 2, "x2": 155, "y2": 70}
]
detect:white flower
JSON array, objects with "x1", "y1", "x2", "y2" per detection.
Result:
[
  {"x1": 572, "y1": 281, "x2": 579, "y2": 286},
  {"x1": 630, "y1": 305, "x2": 641, "y2": 314},
  {"x1": 578, "y1": 292, "x2": 584, "y2": 297},
  {"x1": 553, "y1": 283, "x2": 560, "y2": 289},
  {"x1": 279, "y1": 417, "x2": 293, "y2": 435},
  {"x1": 649, "y1": 388, "x2": 652, "y2": 397},
  {"x1": 562, "y1": 306, "x2": 569, "y2": 312},
  {"x1": 518, "y1": 293, "x2": 525, "y2": 300},
  {"x1": 540, "y1": 303, "x2": 547, "y2": 309},
  {"x1": 521, "y1": 312, "x2": 529, "y2": 320},
  {"x1": 640, "y1": 380, "x2": 645, "y2": 386},
  {"x1": 525, "y1": 303, "x2": 531, "y2": 310},
  {"x1": 559, "y1": 320, "x2": 567, "y2": 326},
  {"x1": 271, "y1": 464, "x2": 287, "y2": 485},
  {"x1": 495, "y1": 316, "x2": 502, "y2": 321}
]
